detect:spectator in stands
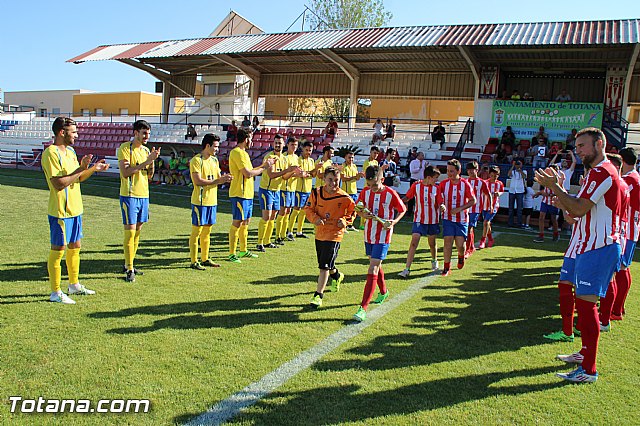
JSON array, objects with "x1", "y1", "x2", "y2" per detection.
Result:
[
  {"x1": 497, "y1": 126, "x2": 516, "y2": 161},
  {"x1": 227, "y1": 120, "x2": 238, "y2": 141},
  {"x1": 185, "y1": 123, "x2": 197, "y2": 141},
  {"x1": 153, "y1": 155, "x2": 169, "y2": 185},
  {"x1": 322, "y1": 116, "x2": 338, "y2": 141},
  {"x1": 251, "y1": 116, "x2": 260, "y2": 133},
  {"x1": 522, "y1": 92, "x2": 534, "y2": 101},
  {"x1": 431, "y1": 121, "x2": 446, "y2": 148},
  {"x1": 541, "y1": 93, "x2": 551, "y2": 101},
  {"x1": 499, "y1": 90, "x2": 509, "y2": 100},
  {"x1": 169, "y1": 152, "x2": 181, "y2": 185},
  {"x1": 507, "y1": 159, "x2": 527, "y2": 227},
  {"x1": 511, "y1": 90, "x2": 521, "y2": 100},
  {"x1": 405, "y1": 147, "x2": 418, "y2": 179},
  {"x1": 372, "y1": 118, "x2": 384, "y2": 144},
  {"x1": 408, "y1": 151, "x2": 428, "y2": 214},
  {"x1": 532, "y1": 126, "x2": 548, "y2": 145},
  {"x1": 566, "y1": 128, "x2": 578, "y2": 146},
  {"x1": 524, "y1": 144, "x2": 535, "y2": 165},
  {"x1": 555, "y1": 89, "x2": 572, "y2": 102},
  {"x1": 178, "y1": 151, "x2": 191, "y2": 185},
  {"x1": 532, "y1": 138, "x2": 549, "y2": 169},
  {"x1": 241, "y1": 116, "x2": 251, "y2": 131},
  {"x1": 381, "y1": 148, "x2": 398, "y2": 186},
  {"x1": 382, "y1": 119, "x2": 396, "y2": 141}
]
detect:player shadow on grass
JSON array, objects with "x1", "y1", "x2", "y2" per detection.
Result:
[{"x1": 175, "y1": 365, "x2": 565, "y2": 425}]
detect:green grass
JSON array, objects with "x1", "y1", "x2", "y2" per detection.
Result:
[{"x1": 0, "y1": 168, "x2": 638, "y2": 425}]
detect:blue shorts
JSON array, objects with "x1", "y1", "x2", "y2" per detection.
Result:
[
  {"x1": 469, "y1": 213, "x2": 481, "y2": 228},
  {"x1": 559, "y1": 256, "x2": 576, "y2": 283},
  {"x1": 620, "y1": 239, "x2": 636, "y2": 268},
  {"x1": 192, "y1": 205, "x2": 217, "y2": 226},
  {"x1": 48, "y1": 215, "x2": 83, "y2": 246},
  {"x1": 230, "y1": 197, "x2": 253, "y2": 221},
  {"x1": 412, "y1": 222, "x2": 440, "y2": 236},
  {"x1": 483, "y1": 210, "x2": 497, "y2": 222},
  {"x1": 280, "y1": 191, "x2": 296, "y2": 208},
  {"x1": 295, "y1": 191, "x2": 311, "y2": 209},
  {"x1": 259, "y1": 188, "x2": 281, "y2": 211},
  {"x1": 120, "y1": 196, "x2": 149, "y2": 225},
  {"x1": 575, "y1": 243, "x2": 622, "y2": 298},
  {"x1": 540, "y1": 202, "x2": 559, "y2": 215},
  {"x1": 443, "y1": 220, "x2": 468, "y2": 238},
  {"x1": 349, "y1": 193, "x2": 358, "y2": 204},
  {"x1": 365, "y1": 242, "x2": 390, "y2": 261}
]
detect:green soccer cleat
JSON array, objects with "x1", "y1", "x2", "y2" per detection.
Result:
[
  {"x1": 372, "y1": 291, "x2": 389, "y2": 305},
  {"x1": 239, "y1": 251, "x2": 258, "y2": 259},
  {"x1": 329, "y1": 272, "x2": 345, "y2": 292},
  {"x1": 227, "y1": 254, "x2": 242, "y2": 263},
  {"x1": 543, "y1": 330, "x2": 574, "y2": 342},
  {"x1": 310, "y1": 294, "x2": 323, "y2": 307},
  {"x1": 353, "y1": 307, "x2": 367, "y2": 322}
]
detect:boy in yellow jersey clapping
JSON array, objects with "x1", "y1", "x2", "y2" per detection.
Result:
[
  {"x1": 290, "y1": 140, "x2": 318, "y2": 238},
  {"x1": 314, "y1": 145, "x2": 334, "y2": 189},
  {"x1": 189, "y1": 134, "x2": 232, "y2": 270},
  {"x1": 339, "y1": 150, "x2": 364, "y2": 231}
]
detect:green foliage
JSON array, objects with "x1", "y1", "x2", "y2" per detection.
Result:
[
  {"x1": 334, "y1": 144, "x2": 363, "y2": 157},
  {"x1": 308, "y1": 0, "x2": 393, "y2": 30}
]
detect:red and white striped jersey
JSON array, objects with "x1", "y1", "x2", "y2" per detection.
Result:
[
  {"x1": 564, "y1": 222, "x2": 582, "y2": 260},
  {"x1": 575, "y1": 160, "x2": 622, "y2": 254},
  {"x1": 482, "y1": 180, "x2": 504, "y2": 212},
  {"x1": 618, "y1": 178, "x2": 630, "y2": 240},
  {"x1": 405, "y1": 181, "x2": 443, "y2": 225},
  {"x1": 357, "y1": 185, "x2": 407, "y2": 244},
  {"x1": 542, "y1": 171, "x2": 565, "y2": 205},
  {"x1": 467, "y1": 178, "x2": 490, "y2": 214},
  {"x1": 438, "y1": 178, "x2": 475, "y2": 223},
  {"x1": 622, "y1": 169, "x2": 640, "y2": 242}
]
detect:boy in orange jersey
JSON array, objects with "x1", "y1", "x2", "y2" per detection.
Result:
[{"x1": 305, "y1": 167, "x2": 356, "y2": 307}]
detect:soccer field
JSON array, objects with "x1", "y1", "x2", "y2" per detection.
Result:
[{"x1": 1, "y1": 168, "x2": 638, "y2": 425}]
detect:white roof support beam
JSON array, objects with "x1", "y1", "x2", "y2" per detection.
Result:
[
  {"x1": 317, "y1": 49, "x2": 361, "y2": 130},
  {"x1": 458, "y1": 46, "x2": 481, "y2": 101}
]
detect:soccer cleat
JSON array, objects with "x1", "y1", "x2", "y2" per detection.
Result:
[
  {"x1": 431, "y1": 260, "x2": 439, "y2": 270},
  {"x1": 122, "y1": 265, "x2": 144, "y2": 275},
  {"x1": 309, "y1": 294, "x2": 323, "y2": 307},
  {"x1": 201, "y1": 259, "x2": 221, "y2": 268},
  {"x1": 227, "y1": 254, "x2": 242, "y2": 263},
  {"x1": 274, "y1": 238, "x2": 285, "y2": 246},
  {"x1": 190, "y1": 262, "x2": 206, "y2": 270},
  {"x1": 67, "y1": 284, "x2": 95, "y2": 296},
  {"x1": 600, "y1": 322, "x2": 611, "y2": 332},
  {"x1": 478, "y1": 238, "x2": 486, "y2": 249},
  {"x1": 610, "y1": 313, "x2": 623, "y2": 321},
  {"x1": 552, "y1": 234, "x2": 560, "y2": 242},
  {"x1": 255, "y1": 244, "x2": 266, "y2": 252},
  {"x1": 346, "y1": 225, "x2": 358, "y2": 232},
  {"x1": 328, "y1": 272, "x2": 345, "y2": 292},
  {"x1": 295, "y1": 233, "x2": 308, "y2": 239},
  {"x1": 286, "y1": 233, "x2": 295, "y2": 241},
  {"x1": 265, "y1": 243, "x2": 279, "y2": 249},
  {"x1": 556, "y1": 366, "x2": 597, "y2": 383},
  {"x1": 50, "y1": 291, "x2": 76, "y2": 304},
  {"x1": 457, "y1": 257, "x2": 464, "y2": 270},
  {"x1": 533, "y1": 236, "x2": 545, "y2": 243},
  {"x1": 573, "y1": 327, "x2": 581, "y2": 337},
  {"x1": 543, "y1": 330, "x2": 574, "y2": 342},
  {"x1": 399, "y1": 268, "x2": 410, "y2": 278},
  {"x1": 487, "y1": 237, "x2": 494, "y2": 248},
  {"x1": 372, "y1": 291, "x2": 389, "y2": 304},
  {"x1": 353, "y1": 307, "x2": 367, "y2": 322},
  {"x1": 441, "y1": 268, "x2": 450, "y2": 277},
  {"x1": 239, "y1": 251, "x2": 258, "y2": 259},
  {"x1": 556, "y1": 352, "x2": 584, "y2": 364},
  {"x1": 125, "y1": 269, "x2": 136, "y2": 282}
]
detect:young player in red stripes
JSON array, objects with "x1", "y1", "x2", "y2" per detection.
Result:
[
  {"x1": 465, "y1": 161, "x2": 492, "y2": 257},
  {"x1": 479, "y1": 166, "x2": 503, "y2": 249},
  {"x1": 399, "y1": 166, "x2": 445, "y2": 277},
  {"x1": 353, "y1": 165, "x2": 407, "y2": 322},
  {"x1": 533, "y1": 164, "x2": 564, "y2": 243}
]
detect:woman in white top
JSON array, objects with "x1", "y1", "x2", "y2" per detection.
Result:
[{"x1": 371, "y1": 118, "x2": 384, "y2": 144}]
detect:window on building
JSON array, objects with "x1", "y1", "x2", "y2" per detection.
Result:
[
  {"x1": 95, "y1": 108, "x2": 103, "y2": 116},
  {"x1": 81, "y1": 109, "x2": 90, "y2": 117},
  {"x1": 204, "y1": 82, "x2": 236, "y2": 96},
  {"x1": 120, "y1": 108, "x2": 128, "y2": 116},
  {"x1": 52, "y1": 108, "x2": 60, "y2": 115},
  {"x1": 39, "y1": 108, "x2": 47, "y2": 117}
]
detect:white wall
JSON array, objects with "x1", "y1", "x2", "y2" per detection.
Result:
[
  {"x1": 473, "y1": 99, "x2": 494, "y2": 144},
  {"x1": 4, "y1": 90, "x2": 93, "y2": 116}
]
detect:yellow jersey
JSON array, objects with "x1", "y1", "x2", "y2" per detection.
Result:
[
  {"x1": 362, "y1": 158, "x2": 379, "y2": 187},
  {"x1": 259, "y1": 151, "x2": 288, "y2": 191},
  {"x1": 117, "y1": 142, "x2": 151, "y2": 198},
  {"x1": 314, "y1": 158, "x2": 333, "y2": 189},
  {"x1": 41, "y1": 145, "x2": 83, "y2": 218},
  {"x1": 340, "y1": 163, "x2": 359, "y2": 195},
  {"x1": 190, "y1": 154, "x2": 221, "y2": 206},
  {"x1": 297, "y1": 156, "x2": 315, "y2": 193},
  {"x1": 229, "y1": 147, "x2": 254, "y2": 199},
  {"x1": 284, "y1": 152, "x2": 299, "y2": 192}
]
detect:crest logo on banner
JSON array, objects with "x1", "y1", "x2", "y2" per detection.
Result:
[{"x1": 479, "y1": 67, "x2": 499, "y2": 99}]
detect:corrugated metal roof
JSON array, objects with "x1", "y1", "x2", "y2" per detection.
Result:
[{"x1": 69, "y1": 19, "x2": 640, "y2": 63}]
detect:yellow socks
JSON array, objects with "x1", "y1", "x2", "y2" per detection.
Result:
[
  {"x1": 279, "y1": 215, "x2": 289, "y2": 239},
  {"x1": 48, "y1": 249, "x2": 64, "y2": 293},
  {"x1": 190, "y1": 226, "x2": 202, "y2": 263},
  {"x1": 229, "y1": 225, "x2": 240, "y2": 255},
  {"x1": 200, "y1": 226, "x2": 212, "y2": 260},
  {"x1": 66, "y1": 247, "x2": 80, "y2": 285},
  {"x1": 257, "y1": 219, "x2": 267, "y2": 245},
  {"x1": 239, "y1": 224, "x2": 249, "y2": 252},
  {"x1": 265, "y1": 220, "x2": 275, "y2": 244},
  {"x1": 275, "y1": 215, "x2": 285, "y2": 239},
  {"x1": 297, "y1": 209, "x2": 306, "y2": 233},
  {"x1": 287, "y1": 210, "x2": 299, "y2": 234},
  {"x1": 124, "y1": 229, "x2": 135, "y2": 270},
  {"x1": 133, "y1": 229, "x2": 141, "y2": 258}
]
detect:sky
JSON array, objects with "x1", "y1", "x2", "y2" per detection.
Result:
[{"x1": 1, "y1": 0, "x2": 638, "y2": 101}]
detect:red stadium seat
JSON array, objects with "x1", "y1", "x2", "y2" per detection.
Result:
[
  {"x1": 303, "y1": 129, "x2": 312, "y2": 136},
  {"x1": 480, "y1": 154, "x2": 493, "y2": 163},
  {"x1": 483, "y1": 144, "x2": 497, "y2": 154},
  {"x1": 312, "y1": 129, "x2": 321, "y2": 136},
  {"x1": 294, "y1": 129, "x2": 303, "y2": 135},
  {"x1": 488, "y1": 138, "x2": 499, "y2": 145},
  {"x1": 519, "y1": 139, "x2": 530, "y2": 150}
]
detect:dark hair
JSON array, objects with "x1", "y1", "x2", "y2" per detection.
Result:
[
  {"x1": 424, "y1": 165, "x2": 440, "y2": 178},
  {"x1": 287, "y1": 136, "x2": 297, "y2": 144},
  {"x1": 466, "y1": 161, "x2": 478, "y2": 170},
  {"x1": 607, "y1": 153, "x2": 623, "y2": 169},
  {"x1": 302, "y1": 141, "x2": 313, "y2": 149},
  {"x1": 133, "y1": 120, "x2": 151, "y2": 132},
  {"x1": 324, "y1": 166, "x2": 339, "y2": 178},
  {"x1": 619, "y1": 147, "x2": 638, "y2": 166},
  {"x1": 322, "y1": 145, "x2": 333, "y2": 154},
  {"x1": 385, "y1": 148, "x2": 395, "y2": 156},
  {"x1": 202, "y1": 133, "x2": 220, "y2": 149},
  {"x1": 575, "y1": 127, "x2": 606, "y2": 146},
  {"x1": 489, "y1": 166, "x2": 500, "y2": 174},
  {"x1": 52, "y1": 117, "x2": 76, "y2": 135},
  {"x1": 237, "y1": 129, "x2": 248, "y2": 144},
  {"x1": 274, "y1": 133, "x2": 284, "y2": 140},
  {"x1": 180, "y1": 150, "x2": 185, "y2": 155},
  {"x1": 370, "y1": 146, "x2": 380, "y2": 153},
  {"x1": 365, "y1": 165, "x2": 380, "y2": 180},
  {"x1": 344, "y1": 150, "x2": 354, "y2": 156},
  {"x1": 447, "y1": 159, "x2": 461, "y2": 171}
]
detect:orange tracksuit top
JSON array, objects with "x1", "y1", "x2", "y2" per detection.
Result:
[{"x1": 305, "y1": 187, "x2": 356, "y2": 242}]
